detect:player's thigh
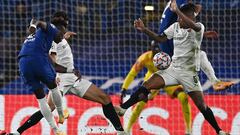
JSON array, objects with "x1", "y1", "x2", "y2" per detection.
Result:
[
  {"x1": 83, "y1": 84, "x2": 111, "y2": 105},
  {"x1": 19, "y1": 57, "x2": 44, "y2": 92},
  {"x1": 143, "y1": 73, "x2": 165, "y2": 90},
  {"x1": 36, "y1": 57, "x2": 57, "y2": 89},
  {"x1": 150, "y1": 68, "x2": 179, "y2": 89},
  {"x1": 163, "y1": 85, "x2": 183, "y2": 98},
  {"x1": 178, "y1": 71, "x2": 202, "y2": 93},
  {"x1": 68, "y1": 79, "x2": 110, "y2": 105}
]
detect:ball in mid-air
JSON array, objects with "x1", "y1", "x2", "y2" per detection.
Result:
[{"x1": 153, "y1": 52, "x2": 171, "y2": 70}]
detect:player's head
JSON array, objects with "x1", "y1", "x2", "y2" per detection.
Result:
[
  {"x1": 178, "y1": 3, "x2": 197, "y2": 28},
  {"x1": 51, "y1": 11, "x2": 69, "y2": 28},
  {"x1": 150, "y1": 40, "x2": 160, "y2": 56}
]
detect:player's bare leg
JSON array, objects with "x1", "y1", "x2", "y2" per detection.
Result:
[
  {"x1": 200, "y1": 51, "x2": 234, "y2": 91},
  {"x1": 188, "y1": 91, "x2": 229, "y2": 135},
  {"x1": 82, "y1": 84, "x2": 125, "y2": 134},
  {"x1": 115, "y1": 73, "x2": 164, "y2": 116}
]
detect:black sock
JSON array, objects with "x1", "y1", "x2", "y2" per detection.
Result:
[
  {"x1": 201, "y1": 106, "x2": 221, "y2": 134},
  {"x1": 102, "y1": 102, "x2": 124, "y2": 131},
  {"x1": 17, "y1": 111, "x2": 44, "y2": 134},
  {"x1": 121, "y1": 86, "x2": 149, "y2": 109}
]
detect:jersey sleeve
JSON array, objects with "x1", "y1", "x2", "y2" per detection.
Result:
[
  {"x1": 46, "y1": 23, "x2": 59, "y2": 38},
  {"x1": 163, "y1": 23, "x2": 176, "y2": 39},
  {"x1": 195, "y1": 22, "x2": 205, "y2": 41},
  {"x1": 49, "y1": 42, "x2": 57, "y2": 54}
]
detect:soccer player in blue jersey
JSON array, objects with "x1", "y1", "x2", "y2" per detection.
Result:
[
  {"x1": 159, "y1": 0, "x2": 233, "y2": 90},
  {"x1": 17, "y1": 12, "x2": 71, "y2": 135}
]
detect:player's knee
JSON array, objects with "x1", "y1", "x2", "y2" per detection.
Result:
[
  {"x1": 98, "y1": 92, "x2": 111, "y2": 105},
  {"x1": 49, "y1": 104, "x2": 55, "y2": 111},
  {"x1": 46, "y1": 81, "x2": 57, "y2": 89},
  {"x1": 177, "y1": 92, "x2": 188, "y2": 104}
]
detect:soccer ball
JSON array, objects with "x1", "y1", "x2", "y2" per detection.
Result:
[{"x1": 153, "y1": 52, "x2": 171, "y2": 70}]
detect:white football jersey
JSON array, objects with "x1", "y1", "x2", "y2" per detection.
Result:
[
  {"x1": 50, "y1": 39, "x2": 77, "y2": 86},
  {"x1": 164, "y1": 22, "x2": 204, "y2": 72}
]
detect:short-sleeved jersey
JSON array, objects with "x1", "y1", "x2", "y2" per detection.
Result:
[
  {"x1": 49, "y1": 39, "x2": 74, "y2": 70},
  {"x1": 164, "y1": 22, "x2": 205, "y2": 71},
  {"x1": 49, "y1": 39, "x2": 75, "y2": 86},
  {"x1": 18, "y1": 23, "x2": 59, "y2": 58}
]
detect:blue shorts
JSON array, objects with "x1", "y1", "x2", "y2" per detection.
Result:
[
  {"x1": 159, "y1": 0, "x2": 188, "y2": 57},
  {"x1": 19, "y1": 56, "x2": 56, "y2": 92}
]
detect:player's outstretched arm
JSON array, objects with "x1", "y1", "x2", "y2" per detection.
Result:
[
  {"x1": 204, "y1": 30, "x2": 218, "y2": 39},
  {"x1": 134, "y1": 18, "x2": 168, "y2": 42},
  {"x1": 170, "y1": 0, "x2": 201, "y2": 32}
]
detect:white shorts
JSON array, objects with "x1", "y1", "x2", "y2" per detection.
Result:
[
  {"x1": 155, "y1": 66, "x2": 202, "y2": 93},
  {"x1": 59, "y1": 79, "x2": 92, "y2": 97}
]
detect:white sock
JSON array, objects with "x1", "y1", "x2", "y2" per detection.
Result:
[
  {"x1": 200, "y1": 51, "x2": 220, "y2": 84},
  {"x1": 50, "y1": 87, "x2": 64, "y2": 117},
  {"x1": 37, "y1": 98, "x2": 59, "y2": 132}
]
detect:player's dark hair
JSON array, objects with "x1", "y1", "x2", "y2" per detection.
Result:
[
  {"x1": 51, "y1": 11, "x2": 68, "y2": 28},
  {"x1": 52, "y1": 11, "x2": 68, "y2": 21},
  {"x1": 180, "y1": 3, "x2": 196, "y2": 15}
]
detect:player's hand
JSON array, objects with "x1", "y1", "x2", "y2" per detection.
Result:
[
  {"x1": 204, "y1": 31, "x2": 219, "y2": 39},
  {"x1": 170, "y1": 0, "x2": 178, "y2": 12},
  {"x1": 120, "y1": 89, "x2": 127, "y2": 105},
  {"x1": 64, "y1": 31, "x2": 77, "y2": 40},
  {"x1": 73, "y1": 69, "x2": 81, "y2": 81},
  {"x1": 134, "y1": 18, "x2": 145, "y2": 31},
  {"x1": 30, "y1": 18, "x2": 37, "y2": 26},
  {"x1": 55, "y1": 77, "x2": 61, "y2": 86}
]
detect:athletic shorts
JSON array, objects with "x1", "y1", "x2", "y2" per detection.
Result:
[
  {"x1": 155, "y1": 66, "x2": 202, "y2": 93},
  {"x1": 19, "y1": 56, "x2": 56, "y2": 92},
  {"x1": 60, "y1": 79, "x2": 92, "y2": 97}
]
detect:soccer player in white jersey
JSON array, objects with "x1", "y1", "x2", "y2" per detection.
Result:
[
  {"x1": 7, "y1": 16, "x2": 128, "y2": 135},
  {"x1": 115, "y1": 1, "x2": 229, "y2": 135}
]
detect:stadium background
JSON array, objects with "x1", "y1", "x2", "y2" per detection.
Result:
[{"x1": 0, "y1": 0, "x2": 239, "y2": 135}]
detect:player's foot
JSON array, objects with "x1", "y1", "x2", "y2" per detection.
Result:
[
  {"x1": 117, "y1": 131, "x2": 130, "y2": 135},
  {"x1": 213, "y1": 81, "x2": 234, "y2": 91},
  {"x1": 0, "y1": 130, "x2": 6, "y2": 135},
  {"x1": 58, "y1": 108, "x2": 70, "y2": 124},
  {"x1": 57, "y1": 114, "x2": 65, "y2": 124},
  {"x1": 114, "y1": 106, "x2": 126, "y2": 117},
  {"x1": 63, "y1": 108, "x2": 70, "y2": 119},
  {"x1": 218, "y1": 130, "x2": 230, "y2": 135},
  {"x1": 55, "y1": 130, "x2": 66, "y2": 135}
]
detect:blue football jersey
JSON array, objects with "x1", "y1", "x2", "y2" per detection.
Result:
[
  {"x1": 158, "y1": 0, "x2": 188, "y2": 56},
  {"x1": 159, "y1": 0, "x2": 188, "y2": 34},
  {"x1": 18, "y1": 23, "x2": 59, "y2": 58}
]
